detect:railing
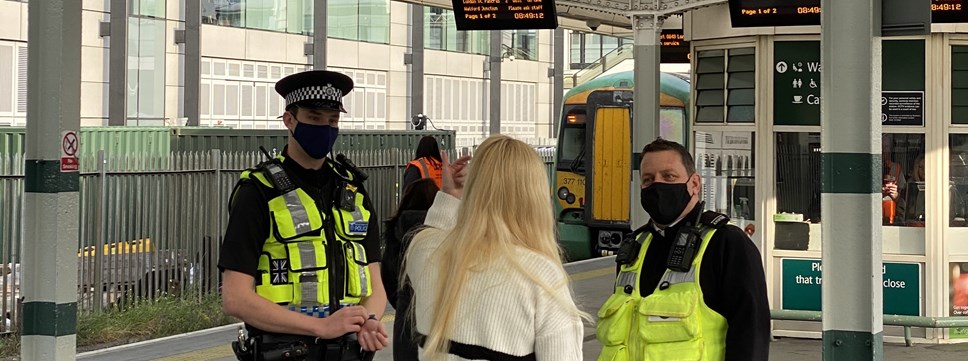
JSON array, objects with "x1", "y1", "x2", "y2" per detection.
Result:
[
  {"x1": 0, "y1": 148, "x2": 411, "y2": 333},
  {"x1": 0, "y1": 144, "x2": 556, "y2": 334},
  {"x1": 565, "y1": 44, "x2": 634, "y2": 89},
  {"x1": 771, "y1": 309, "x2": 968, "y2": 346}
]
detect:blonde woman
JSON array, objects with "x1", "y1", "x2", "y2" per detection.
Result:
[{"x1": 404, "y1": 135, "x2": 586, "y2": 361}]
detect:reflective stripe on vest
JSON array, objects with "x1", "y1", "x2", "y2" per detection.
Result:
[
  {"x1": 407, "y1": 157, "x2": 443, "y2": 188},
  {"x1": 236, "y1": 161, "x2": 373, "y2": 309},
  {"x1": 597, "y1": 227, "x2": 728, "y2": 361}
]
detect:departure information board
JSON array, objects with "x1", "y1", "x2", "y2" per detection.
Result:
[
  {"x1": 451, "y1": 0, "x2": 558, "y2": 30},
  {"x1": 728, "y1": 0, "x2": 968, "y2": 27}
]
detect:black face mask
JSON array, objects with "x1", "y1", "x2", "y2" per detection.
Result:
[{"x1": 640, "y1": 181, "x2": 694, "y2": 226}]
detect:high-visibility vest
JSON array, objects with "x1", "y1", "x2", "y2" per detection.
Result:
[
  {"x1": 597, "y1": 226, "x2": 728, "y2": 361},
  {"x1": 234, "y1": 156, "x2": 373, "y2": 315},
  {"x1": 407, "y1": 157, "x2": 443, "y2": 188}
]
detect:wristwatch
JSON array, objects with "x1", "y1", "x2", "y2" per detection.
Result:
[{"x1": 368, "y1": 314, "x2": 378, "y2": 321}]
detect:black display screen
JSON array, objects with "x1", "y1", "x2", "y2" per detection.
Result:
[
  {"x1": 728, "y1": 0, "x2": 968, "y2": 27},
  {"x1": 451, "y1": 0, "x2": 558, "y2": 30}
]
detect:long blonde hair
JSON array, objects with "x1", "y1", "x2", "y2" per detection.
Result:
[{"x1": 406, "y1": 135, "x2": 586, "y2": 359}]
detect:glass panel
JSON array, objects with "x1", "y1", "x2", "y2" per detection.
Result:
[
  {"x1": 659, "y1": 107, "x2": 685, "y2": 144},
  {"x1": 246, "y1": 0, "x2": 286, "y2": 32},
  {"x1": 287, "y1": 0, "x2": 312, "y2": 34},
  {"x1": 358, "y1": 0, "x2": 389, "y2": 43},
  {"x1": 883, "y1": 133, "x2": 926, "y2": 254},
  {"x1": 696, "y1": 90, "x2": 724, "y2": 106},
  {"x1": 0, "y1": 44, "x2": 12, "y2": 114},
  {"x1": 584, "y1": 34, "x2": 601, "y2": 64},
  {"x1": 329, "y1": 0, "x2": 359, "y2": 40},
  {"x1": 727, "y1": 89, "x2": 755, "y2": 105},
  {"x1": 558, "y1": 125, "x2": 586, "y2": 168},
  {"x1": 726, "y1": 106, "x2": 755, "y2": 123},
  {"x1": 203, "y1": 0, "x2": 244, "y2": 27},
  {"x1": 696, "y1": 54, "x2": 724, "y2": 74},
  {"x1": 949, "y1": 135, "x2": 968, "y2": 228},
  {"x1": 773, "y1": 132, "x2": 820, "y2": 251},
  {"x1": 696, "y1": 73, "x2": 724, "y2": 90},
  {"x1": 696, "y1": 106, "x2": 724, "y2": 123},
  {"x1": 127, "y1": 18, "x2": 166, "y2": 124},
  {"x1": 570, "y1": 33, "x2": 582, "y2": 66},
  {"x1": 727, "y1": 54, "x2": 755, "y2": 72},
  {"x1": 696, "y1": 130, "x2": 758, "y2": 247},
  {"x1": 954, "y1": 46, "x2": 968, "y2": 124},
  {"x1": 131, "y1": 0, "x2": 165, "y2": 17},
  {"x1": 727, "y1": 72, "x2": 755, "y2": 89}
]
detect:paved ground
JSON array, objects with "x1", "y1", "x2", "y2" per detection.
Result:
[{"x1": 75, "y1": 257, "x2": 968, "y2": 361}]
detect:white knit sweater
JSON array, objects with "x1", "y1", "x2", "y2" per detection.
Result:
[{"x1": 405, "y1": 192, "x2": 584, "y2": 361}]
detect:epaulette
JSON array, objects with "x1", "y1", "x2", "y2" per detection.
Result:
[
  {"x1": 333, "y1": 153, "x2": 369, "y2": 184},
  {"x1": 699, "y1": 210, "x2": 730, "y2": 229}
]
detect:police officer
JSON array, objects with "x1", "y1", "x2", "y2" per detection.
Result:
[
  {"x1": 597, "y1": 139, "x2": 769, "y2": 361},
  {"x1": 219, "y1": 70, "x2": 389, "y2": 361}
]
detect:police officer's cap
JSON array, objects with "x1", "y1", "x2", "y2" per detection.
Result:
[{"x1": 275, "y1": 70, "x2": 354, "y2": 113}]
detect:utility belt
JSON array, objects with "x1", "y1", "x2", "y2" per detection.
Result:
[{"x1": 232, "y1": 327, "x2": 372, "y2": 361}]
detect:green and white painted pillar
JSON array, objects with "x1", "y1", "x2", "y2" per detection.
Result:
[
  {"x1": 820, "y1": 0, "x2": 883, "y2": 359},
  {"x1": 21, "y1": 1, "x2": 82, "y2": 360}
]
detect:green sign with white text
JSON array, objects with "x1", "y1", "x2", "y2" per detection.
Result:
[{"x1": 781, "y1": 258, "x2": 921, "y2": 316}]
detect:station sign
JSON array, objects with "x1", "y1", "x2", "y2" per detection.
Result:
[
  {"x1": 451, "y1": 0, "x2": 558, "y2": 30},
  {"x1": 660, "y1": 29, "x2": 690, "y2": 64},
  {"x1": 781, "y1": 258, "x2": 922, "y2": 316},
  {"x1": 773, "y1": 41, "x2": 821, "y2": 126},
  {"x1": 728, "y1": 0, "x2": 968, "y2": 27}
]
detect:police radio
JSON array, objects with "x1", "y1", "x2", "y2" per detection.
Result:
[
  {"x1": 666, "y1": 201, "x2": 706, "y2": 272},
  {"x1": 259, "y1": 146, "x2": 296, "y2": 192}
]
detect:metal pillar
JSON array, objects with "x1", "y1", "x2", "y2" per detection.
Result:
[
  {"x1": 820, "y1": 0, "x2": 883, "y2": 359},
  {"x1": 21, "y1": 0, "x2": 81, "y2": 359},
  {"x1": 184, "y1": 0, "x2": 201, "y2": 126},
  {"x1": 408, "y1": 4, "x2": 425, "y2": 128},
  {"x1": 313, "y1": 0, "x2": 328, "y2": 69},
  {"x1": 630, "y1": 15, "x2": 662, "y2": 228},
  {"x1": 552, "y1": 28, "x2": 564, "y2": 138},
  {"x1": 108, "y1": 0, "x2": 128, "y2": 126},
  {"x1": 489, "y1": 30, "x2": 503, "y2": 135}
]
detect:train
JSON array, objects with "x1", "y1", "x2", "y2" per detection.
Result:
[{"x1": 553, "y1": 70, "x2": 691, "y2": 261}]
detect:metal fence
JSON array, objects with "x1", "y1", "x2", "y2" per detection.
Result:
[{"x1": 0, "y1": 144, "x2": 557, "y2": 334}]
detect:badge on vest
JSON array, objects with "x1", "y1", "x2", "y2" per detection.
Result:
[
  {"x1": 349, "y1": 221, "x2": 368, "y2": 234},
  {"x1": 270, "y1": 259, "x2": 289, "y2": 285}
]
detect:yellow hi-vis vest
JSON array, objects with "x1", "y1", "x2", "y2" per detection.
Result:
[
  {"x1": 596, "y1": 227, "x2": 728, "y2": 361},
  {"x1": 235, "y1": 158, "x2": 373, "y2": 313}
]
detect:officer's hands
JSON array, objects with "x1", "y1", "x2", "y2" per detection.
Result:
[
  {"x1": 441, "y1": 153, "x2": 472, "y2": 199},
  {"x1": 315, "y1": 306, "x2": 369, "y2": 339},
  {"x1": 357, "y1": 317, "x2": 389, "y2": 352}
]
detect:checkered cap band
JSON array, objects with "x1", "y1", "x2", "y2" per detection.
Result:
[{"x1": 284, "y1": 84, "x2": 343, "y2": 106}]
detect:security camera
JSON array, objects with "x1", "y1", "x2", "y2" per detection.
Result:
[{"x1": 586, "y1": 19, "x2": 601, "y2": 31}]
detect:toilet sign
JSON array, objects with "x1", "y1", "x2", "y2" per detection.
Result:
[{"x1": 61, "y1": 130, "x2": 78, "y2": 172}]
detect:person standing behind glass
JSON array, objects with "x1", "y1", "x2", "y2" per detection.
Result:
[
  {"x1": 882, "y1": 135, "x2": 906, "y2": 225},
  {"x1": 381, "y1": 178, "x2": 439, "y2": 361},
  {"x1": 405, "y1": 135, "x2": 586, "y2": 361},
  {"x1": 402, "y1": 136, "x2": 443, "y2": 191}
]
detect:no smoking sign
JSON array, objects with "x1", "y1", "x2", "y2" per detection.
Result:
[{"x1": 61, "y1": 131, "x2": 78, "y2": 172}]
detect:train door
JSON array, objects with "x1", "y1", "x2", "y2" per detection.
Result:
[{"x1": 585, "y1": 99, "x2": 633, "y2": 253}]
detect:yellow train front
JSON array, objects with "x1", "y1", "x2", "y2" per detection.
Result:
[{"x1": 554, "y1": 71, "x2": 691, "y2": 261}]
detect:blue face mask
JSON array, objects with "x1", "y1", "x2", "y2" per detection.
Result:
[{"x1": 291, "y1": 118, "x2": 339, "y2": 159}]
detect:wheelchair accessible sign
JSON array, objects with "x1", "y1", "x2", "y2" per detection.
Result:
[{"x1": 780, "y1": 258, "x2": 921, "y2": 316}]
